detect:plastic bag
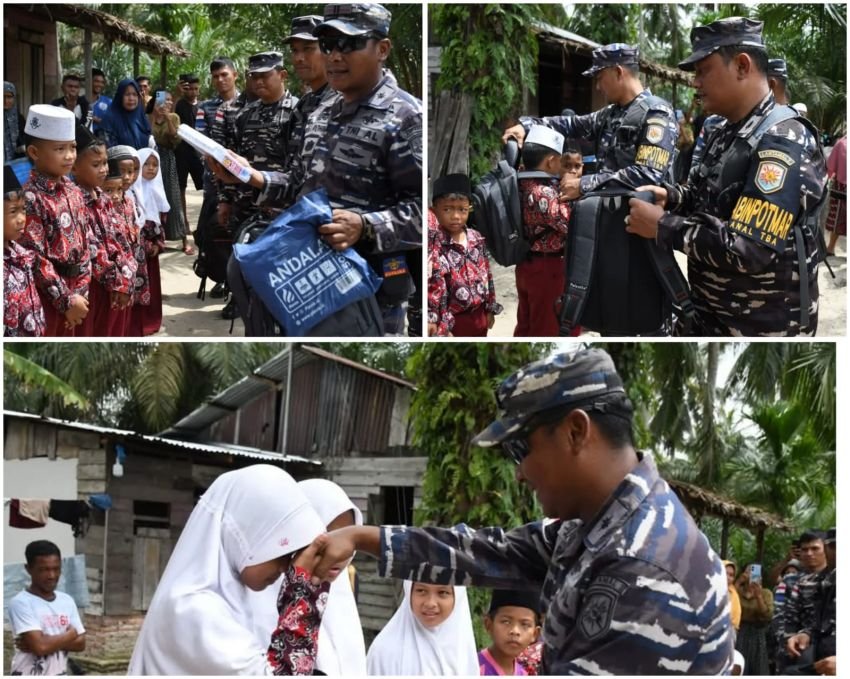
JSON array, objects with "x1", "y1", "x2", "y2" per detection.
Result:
[{"x1": 232, "y1": 188, "x2": 382, "y2": 336}]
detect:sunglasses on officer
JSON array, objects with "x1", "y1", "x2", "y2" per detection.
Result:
[
  {"x1": 318, "y1": 33, "x2": 384, "y2": 55},
  {"x1": 500, "y1": 401, "x2": 626, "y2": 465}
]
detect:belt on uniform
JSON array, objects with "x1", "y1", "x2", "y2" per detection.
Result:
[
  {"x1": 527, "y1": 250, "x2": 564, "y2": 258},
  {"x1": 52, "y1": 259, "x2": 89, "y2": 278}
]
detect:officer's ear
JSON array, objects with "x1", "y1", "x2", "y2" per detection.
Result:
[
  {"x1": 375, "y1": 37, "x2": 392, "y2": 63},
  {"x1": 559, "y1": 409, "x2": 592, "y2": 452},
  {"x1": 733, "y1": 52, "x2": 753, "y2": 79}
]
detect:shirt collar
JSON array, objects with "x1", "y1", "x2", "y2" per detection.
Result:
[
  {"x1": 29, "y1": 170, "x2": 69, "y2": 195},
  {"x1": 583, "y1": 451, "x2": 659, "y2": 552}
]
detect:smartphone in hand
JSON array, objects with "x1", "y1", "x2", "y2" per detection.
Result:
[
  {"x1": 749, "y1": 563, "x2": 762, "y2": 585},
  {"x1": 156, "y1": 90, "x2": 167, "y2": 106}
]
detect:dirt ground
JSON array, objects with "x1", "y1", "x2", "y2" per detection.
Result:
[
  {"x1": 156, "y1": 187, "x2": 245, "y2": 337},
  {"x1": 490, "y1": 237, "x2": 847, "y2": 337}
]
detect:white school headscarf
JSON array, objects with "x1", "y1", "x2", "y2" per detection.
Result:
[
  {"x1": 127, "y1": 465, "x2": 325, "y2": 675},
  {"x1": 132, "y1": 148, "x2": 170, "y2": 226},
  {"x1": 366, "y1": 581, "x2": 479, "y2": 676},
  {"x1": 251, "y1": 478, "x2": 367, "y2": 675}
]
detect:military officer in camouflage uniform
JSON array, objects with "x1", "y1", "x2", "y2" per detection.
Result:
[
  {"x1": 784, "y1": 530, "x2": 835, "y2": 675},
  {"x1": 628, "y1": 18, "x2": 825, "y2": 336},
  {"x1": 503, "y1": 44, "x2": 678, "y2": 199},
  {"x1": 231, "y1": 3, "x2": 423, "y2": 336},
  {"x1": 305, "y1": 349, "x2": 734, "y2": 674}
]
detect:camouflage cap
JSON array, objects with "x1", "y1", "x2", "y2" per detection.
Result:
[
  {"x1": 286, "y1": 15, "x2": 323, "y2": 42},
  {"x1": 582, "y1": 43, "x2": 640, "y2": 77},
  {"x1": 247, "y1": 51, "x2": 284, "y2": 74},
  {"x1": 768, "y1": 58, "x2": 788, "y2": 81},
  {"x1": 679, "y1": 17, "x2": 766, "y2": 71},
  {"x1": 317, "y1": 3, "x2": 392, "y2": 37},
  {"x1": 472, "y1": 348, "x2": 626, "y2": 447}
]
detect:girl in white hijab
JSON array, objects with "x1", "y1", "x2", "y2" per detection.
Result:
[
  {"x1": 252, "y1": 479, "x2": 368, "y2": 674},
  {"x1": 127, "y1": 465, "x2": 328, "y2": 675},
  {"x1": 132, "y1": 148, "x2": 170, "y2": 227},
  {"x1": 366, "y1": 580, "x2": 479, "y2": 675}
]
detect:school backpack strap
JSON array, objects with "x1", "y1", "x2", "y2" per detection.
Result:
[{"x1": 558, "y1": 194, "x2": 601, "y2": 335}]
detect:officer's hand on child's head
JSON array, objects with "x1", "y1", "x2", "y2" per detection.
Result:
[{"x1": 502, "y1": 124, "x2": 526, "y2": 147}]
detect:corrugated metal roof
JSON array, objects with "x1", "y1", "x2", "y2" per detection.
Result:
[
  {"x1": 165, "y1": 344, "x2": 414, "y2": 438},
  {"x1": 4, "y1": 411, "x2": 320, "y2": 466}
]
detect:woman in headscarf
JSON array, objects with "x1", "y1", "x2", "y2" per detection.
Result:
[
  {"x1": 366, "y1": 581, "x2": 478, "y2": 675},
  {"x1": 96, "y1": 78, "x2": 152, "y2": 150},
  {"x1": 4, "y1": 81, "x2": 25, "y2": 160},
  {"x1": 723, "y1": 560, "x2": 742, "y2": 632},
  {"x1": 127, "y1": 465, "x2": 330, "y2": 675},
  {"x1": 734, "y1": 563, "x2": 774, "y2": 676}
]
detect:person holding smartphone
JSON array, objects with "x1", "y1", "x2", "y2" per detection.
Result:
[{"x1": 735, "y1": 562, "x2": 774, "y2": 675}]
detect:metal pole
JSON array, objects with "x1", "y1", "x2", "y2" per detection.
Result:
[
  {"x1": 281, "y1": 344, "x2": 296, "y2": 455},
  {"x1": 101, "y1": 508, "x2": 109, "y2": 615}
]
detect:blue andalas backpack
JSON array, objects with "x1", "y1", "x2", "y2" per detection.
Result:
[{"x1": 232, "y1": 189, "x2": 382, "y2": 336}]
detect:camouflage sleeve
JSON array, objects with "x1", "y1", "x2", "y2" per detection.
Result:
[
  {"x1": 377, "y1": 521, "x2": 557, "y2": 588},
  {"x1": 218, "y1": 106, "x2": 243, "y2": 205},
  {"x1": 551, "y1": 559, "x2": 733, "y2": 675},
  {"x1": 360, "y1": 113, "x2": 423, "y2": 253},
  {"x1": 520, "y1": 110, "x2": 604, "y2": 145},
  {"x1": 783, "y1": 581, "x2": 803, "y2": 638},
  {"x1": 581, "y1": 106, "x2": 677, "y2": 193},
  {"x1": 658, "y1": 120, "x2": 824, "y2": 274}
]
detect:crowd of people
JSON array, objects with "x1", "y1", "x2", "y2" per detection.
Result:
[
  {"x1": 4, "y1": 3, "x2": 423, "y2": 337},
  {"x1": 427, "y1": 17, "x2": 846, "y2": 337},
  {"x1": 5, "y1": 349, "x2": 836, "y2": 675}
]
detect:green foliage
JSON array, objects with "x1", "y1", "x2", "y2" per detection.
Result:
[
  {"x1": 59, "y1": 4, "x2": 422, "y2": 100},
  {"x1": 432, "y1": 4, "x2": 557, "y2": 180},
  {"x1": 406, "y1": 342, "x2": 551, "y2": 644}
]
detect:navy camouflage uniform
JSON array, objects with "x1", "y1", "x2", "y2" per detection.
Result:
[
  {"x1": 257, "y1": 4, "x2": 422, "y2": 335},
  {"x1": 658, "y1": 18, "x2": 825, "y2": 336},
  {"x1": 218, "y1": 52, "x2": 298, "y2": 223},
  {"x1": 520, "y1": 44, "x2": 678, "y2": 192},
  {"x1": 377, "y1": 349, "x2": 733, "y2": 674}
]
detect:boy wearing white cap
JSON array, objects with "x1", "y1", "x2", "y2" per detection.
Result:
[
  {"x1": 19, "y1": 104, "x2": 91, "y2": 335},
  {"x1": 515, "y1": 125, "x2": 578, "y2": 337}
]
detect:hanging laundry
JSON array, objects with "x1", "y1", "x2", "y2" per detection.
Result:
[
  {"x1": 18, "y1": 499, "x2": 51, "y2": 524},
  {"x1": 9, "y1": 499, "x2": 46, "y2": 529},
  {"x1": 48, "y1": 500, "x2": 91, "y2": 537}
]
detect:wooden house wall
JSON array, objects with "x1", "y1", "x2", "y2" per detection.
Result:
[
  {"x1": 324, "y1": 456, "x2": 428, "y2": 632},
  {"x1": 3, "y1": 7, "x2": 59, "y2": 111}
]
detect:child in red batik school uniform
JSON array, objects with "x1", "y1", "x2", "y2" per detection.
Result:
[
  {"x1": 515, "y1": 125, "x2": 581, "y2": 337},
  {"x1": 4, "y1": 165, "x2": 45, "y2": 336},
  {"x1": 18, "y1": 105, "x2": 91, "y2": 335},
  {"x1": 428, "y1": 174, "x2": 502, "y2": 336},
  {"x1": 73, "y1": 125, "x2": 137, "y2": 336},
  {"x1": 131, "y1": 149, "x2": 168, "y2": 336}
]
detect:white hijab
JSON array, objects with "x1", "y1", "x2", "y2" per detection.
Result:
[
  {"x1": 127, "y1": 465, "x2": 325, "y2": 675},
  {"x1": 366, "y1": 581, "x2": 478, "y2": 676},
  {"x1": 251, "y1": 478, "x2": 367, "y2": 675},
  {"x1": 132, "y1": 148, "x2": 170, "y2": 225}
]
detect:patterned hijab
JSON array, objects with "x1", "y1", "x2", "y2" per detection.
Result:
[
  {"x1": 5, "y1": 81, "x2": 20, "y2": 159},
  {"x1": 101, "y1": 79, "x2": 151, "y2": 149}
]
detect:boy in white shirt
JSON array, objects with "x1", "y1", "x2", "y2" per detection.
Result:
[{"x1": 7, "y1": 540, "x2": 86, "y2": 675}]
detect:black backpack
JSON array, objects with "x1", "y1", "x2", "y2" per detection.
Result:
[
  {"x1": 469, "y1": 140, "x2": 553, "y2": 266},
  {"x1": 558, "y1": 188, "x2": 693, "y2": 336}
]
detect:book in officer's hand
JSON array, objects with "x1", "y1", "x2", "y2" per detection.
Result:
[{"x1": 176, "y1": 123, "x2": 252, "y2": 183}]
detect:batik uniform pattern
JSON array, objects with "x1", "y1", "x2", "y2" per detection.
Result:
[
  {"x1": 21, "y1": 171, "x2": 93, "y2": 312},
  {"x1": 521, "y1": 89, "x2": 678, "y2": 194},
  {"x1": 519, "y1": 178, "x2": 571, "y2": 252},
  {"x1": 426, "y1": 210, "x2": 451, "y2": 336},
  {"x1": 429, "y1": 227, "x2": 502, "y2": 330},
  {"x1": 659, "y1": 93, "x2": 825, "y2": 336},
  {"x1": 116, "y1": 194, "x2": 150, "y2": 306},
  {"x1": 517, "y1": 640, "x2": 542, "y2": 676},
  {"x1": 3, "y1": 241, "x2": 46, "y2": 336},
  {"x1": 267, "y1": 565, "x2": 330, "y2": 676},
  {"x1": 378, "y1": 454, "x2": 733, "y2": 675},
  {"x1": 84, "y1": 187, "x2": 137, "y2": 294}
]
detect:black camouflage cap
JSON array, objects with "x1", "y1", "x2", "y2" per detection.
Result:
[
  {"x1": 768, "y1": 58, "x2": 788, "y2": 81},
  {"x1": 247, "y1": 52, "x2": 284, "y2": 74},
  {"x1": 582, "y1": 43, "x2": 640, "y2": 77},
  {"x1": 472, "y1": 348, "x2": 626, "y2": 447},
  {"x1": 825, "y1": 527, "x2": 836, "y2": 544},
  {"x1": 679, "y1": 17, "x2": 766, "y2": 71},
  {"x1": 316, "y1": 3, "x2": 392, "y2": 37},
  {"x1": 285, "y1": 15, "x2": 323, "y2": 42}
]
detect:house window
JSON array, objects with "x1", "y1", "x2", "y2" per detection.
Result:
[
  {"x1": 368, "y1": 486, "x2": 414, "y2": 525},
  {"x1": 132, "y1": 500, "x2": 170, "y2": 534}
]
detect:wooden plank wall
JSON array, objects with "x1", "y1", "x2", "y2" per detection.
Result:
[{"x1": 325, "y1": 456, "x2": 428, "y2": 632}]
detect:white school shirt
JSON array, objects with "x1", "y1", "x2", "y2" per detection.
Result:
[{"x1": 7, "y1": 589, "x2": 85, "y2": 676}]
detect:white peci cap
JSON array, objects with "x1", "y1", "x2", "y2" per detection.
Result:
[
  {"x1": 24, "y1": 104, "x2": 76, "y2": 142},
  {"x1": 526, "y1": 124, "x2": 565, "y2": 154}
]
